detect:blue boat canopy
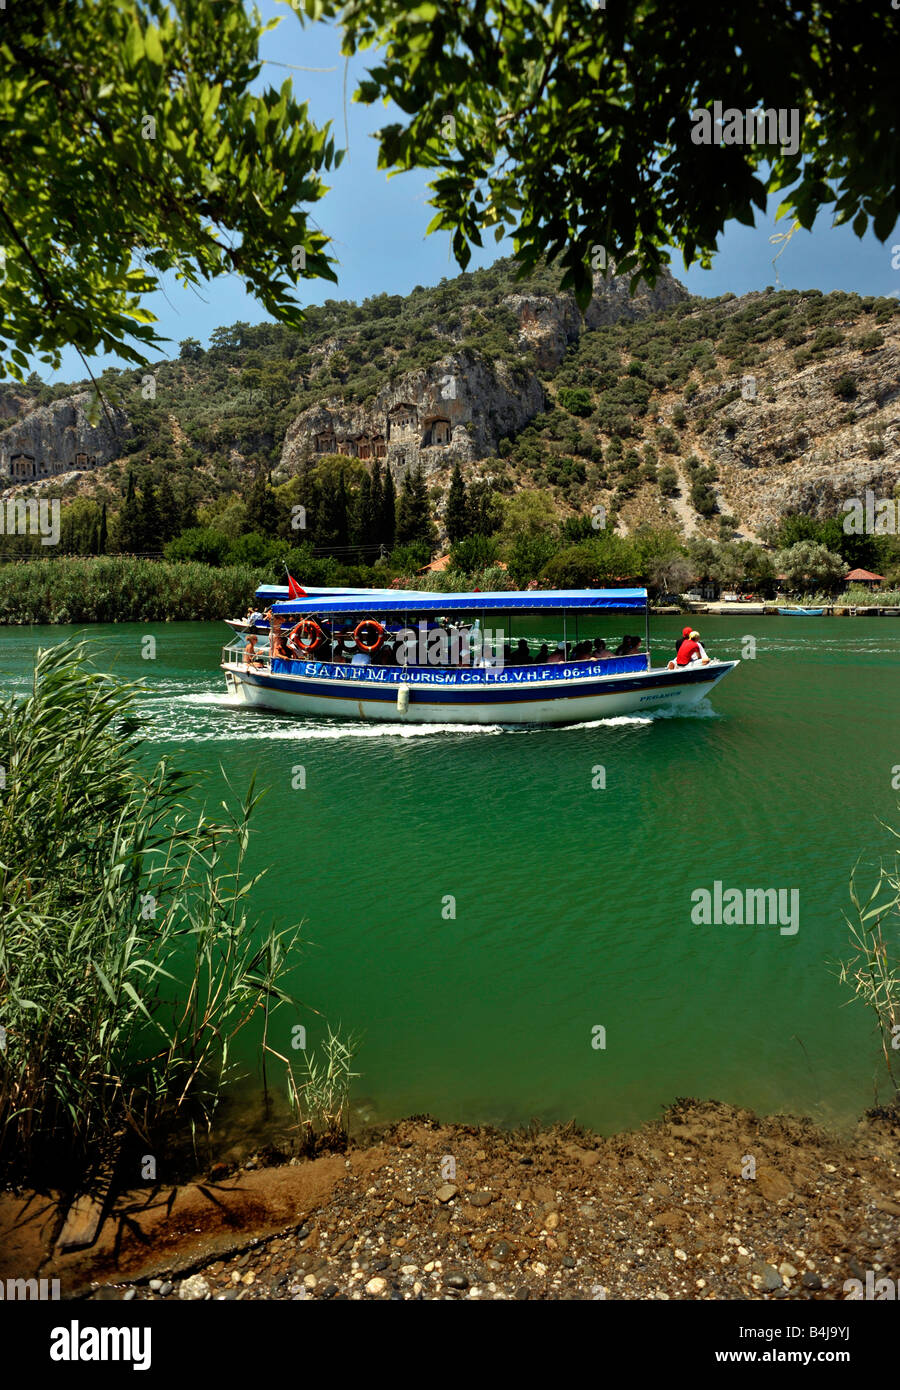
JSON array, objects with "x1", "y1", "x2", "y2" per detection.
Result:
[
  {"x1": 271, "y1": 588, "x2": 648, "y2": 617},
  {"x1": 255, "y1": 583, "x2": 431, "y2": 606}
]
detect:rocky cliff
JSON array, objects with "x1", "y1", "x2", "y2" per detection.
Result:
[
  {"x1": 279, "y1": 265, "x2": 688, "y2": 481},
  {"x1": 0, "y1": 392, "x2": 130, "y2": 488},
  {"x1": 503, "y1": 264, "x2": 689, "y2": 370},
  {"x1": 278, "y1": 350, "x2": 543, "y2": 482}
]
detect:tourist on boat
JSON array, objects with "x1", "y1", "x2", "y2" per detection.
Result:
[
  {"x1": 592, "y1": 638, "x2": 613, "y2": 660},
  {"x1": 243, "y1": 633, "x2": 264, "y2": 668},
  {"x1": 513, "y1": 639, "x2": 531, "y2": 665},
  {"x1": 547, "y1": 644, "x2": 567, "y2": 664},
  {"x1": 535, "y1": 643, "x2": 550, "y2": 665},
  {"x1": 266, "y1": 611, "x2": 288, "y2": 660},
  {"x1": 351, "y1": 647, "x2": 371, "y2": 666},
  {"x1": 673, "y1": 628, "x2": 710, "y2": 667}
]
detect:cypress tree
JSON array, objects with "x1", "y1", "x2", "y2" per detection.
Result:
[
  {"x1": 396, "y1": 464, "x2": 435, "y2": 549},
  {"x1": 245, "y1": 466, "x2": 279, "y2": 535},
  {"x1": 138, "y1": 479, "x2": 161, "y2": 552},
  {"x1": 118, "y1": 470, "x2": 140, "y2": 553},
  {"x1": 351, "y1": 470, "x2": 375, "y2": 548},
  {"x1": 179, "y1": 486, "x2": 198, "y2": 532},
  {"x1": 157, "y1": 473, "x2": 178, "y2": 542},
  {"x1": 98, "y1": 502, "x2": 107, "y2": 555},
  {"x1": 318, "y1": 473, "x2": 350, "y2": 553},
  {"x1": 446, "y1": 461, "x2": 468, "y2": 543},
  {"x1": 381, "y1": 466, "x2": 396, "y2": 550},
  {"x1": 335, "y1": 471, "x2": 350, "y2": 550},
  {"x1": 370, "y1": 458, "x2": 384, "y2": 542}
]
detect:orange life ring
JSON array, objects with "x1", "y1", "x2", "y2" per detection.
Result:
[
  {"x1": 354, "y1": 619, "x2": 385, "y2": 653},
  {"x1": 292, "y1": 618, "x2": 325, "y2": 652}
]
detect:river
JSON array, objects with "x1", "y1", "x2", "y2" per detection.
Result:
[{"x1": 2, "y1": 615, "x2": 897, "y2": 1137}]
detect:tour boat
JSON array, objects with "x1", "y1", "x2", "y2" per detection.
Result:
[{"x1": 220, "y1": 587, "x2": 738, "y2": 726}]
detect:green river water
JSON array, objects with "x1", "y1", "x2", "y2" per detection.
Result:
[{"x1": 2, "y1": 616, "x2": 898, "y2": 1137}]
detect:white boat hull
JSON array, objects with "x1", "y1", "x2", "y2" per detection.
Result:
[{"x1": 221, "y1": 657, "x2": 738, "y2": 726}]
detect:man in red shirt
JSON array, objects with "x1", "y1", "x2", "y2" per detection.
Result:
[{"x1": 675, "y1": 628, "x2": 709, "y2": 666}]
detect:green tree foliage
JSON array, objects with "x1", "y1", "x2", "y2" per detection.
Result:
[
  {"x1": 396, "y1": 464, "x2": 436, "y2": 550},
  {"x1": 449, "y1": 533, "x2": 499, "y2": 573},
  {"x1": 446, "y1": 461, "x2": 468, "y2": 543},
  {"x1": 381, "y1": 465, "x2": 397, "y2": 550},
  {"x1": 244, "y1": 468, "x2": 279, "y2": 537},
  {"x1": 116, "y1": 469, "x2": 141, "y2": 553},
  {"x1": 335, "y1": 1, "x2": 900, "y2": 306},
  {"x1": 0, "y1": 0, "x2": 340, "y2": 378},
  {"x1": 775, "y1": 540, "x2": 847, "y2": 593}
]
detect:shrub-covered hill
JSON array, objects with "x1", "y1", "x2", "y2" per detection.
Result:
[{"x1": 1, "y1": 257, "x2": 898, "y2": 555}]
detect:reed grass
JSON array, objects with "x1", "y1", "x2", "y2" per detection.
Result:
[
  {"x1": 0, "y1": 556, "x2": 269, "y2": 624},
  {"x1": 0, "y1": 641, "x2": 355, "y2": 1184},
  {"x1": 836, "y1": 854, "x2": 900, "y2": 1099}
]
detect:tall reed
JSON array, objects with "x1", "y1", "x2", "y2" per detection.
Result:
[
  {"x1": 0, "y1": 642, "x2": 353, "y2": 1184},
  {"x1": 0, "y1": 556, "x2": 269, "y2": 624},
  {"x1": 837, "y1": 853, "x2": 900, "y2": 1098}
]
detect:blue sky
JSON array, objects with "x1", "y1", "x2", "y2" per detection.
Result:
[{"x1": 47, "y1": 0, "x2": 900, "y2": 383}]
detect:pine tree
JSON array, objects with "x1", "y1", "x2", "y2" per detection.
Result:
[
  {"x1": 446, "y1": 461, "x2": 468, "y2": 543},
  {"x1": 381, "y1": 466, "x2": 396, "y2": 551}
]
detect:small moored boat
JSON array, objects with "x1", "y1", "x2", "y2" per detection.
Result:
[
  {"x1": 778, "y1": 606, "x2": 825, "y2": 616},
  {"x1": 220, "y1": 587, "x2": 738, "y2": 726}
]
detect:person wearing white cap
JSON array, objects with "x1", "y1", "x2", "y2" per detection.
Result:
[{"x1": 669, "y1": 628, "x2": 710, "y2": 669}]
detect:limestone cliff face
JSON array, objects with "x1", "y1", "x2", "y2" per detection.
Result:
[
  {"x1": 278, "y1": 350, "x2": 543, "y2": 482},
  {"x1": 503, "y1": 265, "x2": 689, "y2": 369},
  {"x1": 668, "y1": 334, "x2": 900, "y2": 533},
  {"x1": 0, "y1": 392, "x2": 130, "y2": 485}
]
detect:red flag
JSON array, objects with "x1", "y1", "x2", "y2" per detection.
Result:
[{"x1": 286, "y1": 571, "x2": 307, "y2": 599}]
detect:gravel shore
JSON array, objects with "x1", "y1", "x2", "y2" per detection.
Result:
[{"x1": 30, "y1": 1097, "x2": 890, "y2": 1303}]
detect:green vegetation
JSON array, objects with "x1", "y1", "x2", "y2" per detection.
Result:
[
  {"x1": 837, "y1": 852, "x2": 900, "y2": 1097},
  {"x1": 334, "y1": 1, "x2": 900, "y2": 304},
  {"x1": 0, "y1": 643, "x2": 355, "y2": 1183},
  {"x1": 0, "y1": 557, "x2": 268, "y2": 624},
  {"x1": 0, "y1": 0, "x2": 339, "y2": 379}
]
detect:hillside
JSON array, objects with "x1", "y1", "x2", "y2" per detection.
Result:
[{"x1": 1, "y1": 257, "x2": 898, "y2": 563}]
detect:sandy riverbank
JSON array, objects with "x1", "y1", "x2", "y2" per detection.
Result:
[{"x1": 3, "y1": 1098, "x2": 898, "y2": 1302}]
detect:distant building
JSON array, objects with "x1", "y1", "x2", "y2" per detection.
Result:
[{"x1": 845, "y1": 567, "x2": 884, "y2": 589}]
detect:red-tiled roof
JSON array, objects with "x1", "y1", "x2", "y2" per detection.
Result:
[
  {"x1": 418, "y1": 553, "x2": 451, "y2": 574},
  {"x1": 845, "y1": 567, "x2": 884, "y2": 581}
]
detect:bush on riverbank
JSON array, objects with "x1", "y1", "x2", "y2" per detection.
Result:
[
  {"x1": 0, "y1": 556, "x2": 267, "y2": 624},
  {"x1": 0, "y1": 643, "x2": 352, "y2": 1184}
]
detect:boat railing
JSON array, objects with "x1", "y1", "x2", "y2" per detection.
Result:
[
  {"x1": 223, "y1": 640, "x2": 652, "y2": 677},
  {"x1": 222, "y1": 640, "x2": 272, "y2": 669}
]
